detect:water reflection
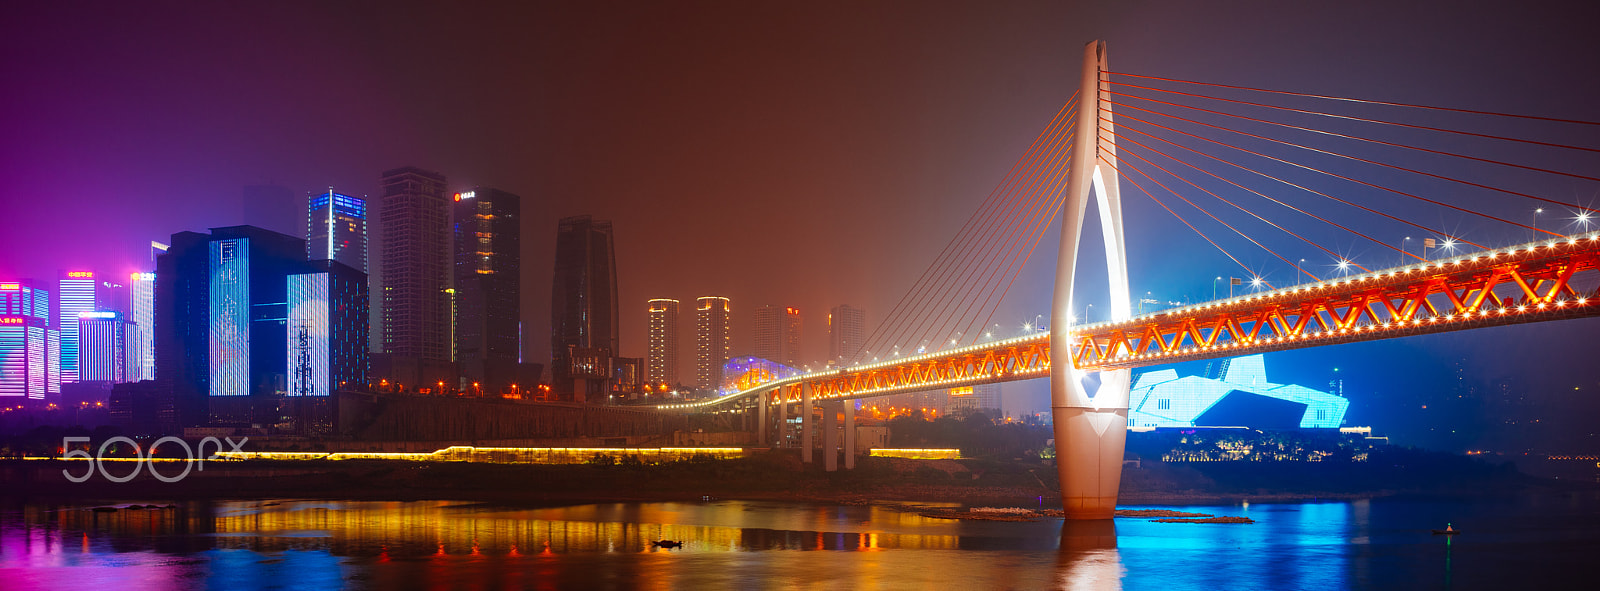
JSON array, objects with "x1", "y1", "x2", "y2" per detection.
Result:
[{"x1": 3, "y1": 494, "x2": 1597, "y2": 589}]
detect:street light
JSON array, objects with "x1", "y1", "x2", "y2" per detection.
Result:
[
  {"x1": 1213, "y1": 276, "x2": 1223, "y2": 299},
  {"x1": 1298, "y1": 259, "x2": 1307, "y2": 285},
  {"x1": 1534, "y1": 208, "x2": 1544, "y2": 239},
  {"x1": 1402, "y1": 237, "x2": 1411, "y2": 265},
  {"x1": 1336, "y1": 259, "x2": 1351, "y2": 275}
]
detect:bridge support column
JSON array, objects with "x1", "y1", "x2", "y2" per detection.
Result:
[
  {"x1": 1051, "y1": 39, "x2": 1131, "y2": 520},
  {"x1": 843, "y1": 401, "x2": 856, "y2": 469},
  {"x1": 823, "y1": 401, "x2": 839, "y2": 472},
  {"x1": 801, "y1": 383, "x2": 814, "y2": 463},
  {"x1": 758, "y1": 391, "x2": 768, "y2": 447},
  {"x1": 777, "y1": 392, "x2": 787, "y2": 447}
]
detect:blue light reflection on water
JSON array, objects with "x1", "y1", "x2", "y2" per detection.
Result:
[{"x1": 1, "y1": 495, "x2": 1597, "y2": 589}]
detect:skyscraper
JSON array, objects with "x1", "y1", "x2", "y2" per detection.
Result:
[
  {"x1": 129, "y1": 272, "x2": 156, "y2": 381},
  {"x1": 827, "y1": 304, "x2": 866, "y2": 366},
  {"x1": 695, "y1": 296, "x2": 731, "y2": 390},
  {"x1": 753, "y1": 305, "x2": 802, "y2": 367},
  {"x1": 156, "y1": 225, "x2": 346, "y2": 426},
  {"x1": 551, "y1": 215, "x2": 617, "y2": 400},
  {"x1": 646, "y1": 299, "x2": 679, "y2": 387},
  {"x1": 378, "y1": 166, "x2": 450, "y2": 363},
  {"x1": 0, "y1": 280, "x2": 50, "y2": 401},
  {"x1": 56, "y1": 270, "x2": 98, "y2": 383},
  {"x1": 76, "y1": 311, "x2": 126, "y2": 383},
  {"x1": 452, "y1": 187, "x2": 521, "y2": 392},
  {"x1": 307, "y1": 189, "x2": 368, "y2": 273}
]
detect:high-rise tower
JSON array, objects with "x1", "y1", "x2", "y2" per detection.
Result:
[
  {"x1": 453, "y1": 188, "x2": 521, "y2": 392},
  {"x1": 307, "y1": 189, "x2": 368, "y2": 273},
  {"x1": 128, "y1": 272, "x2": 156, "y2": 381},
  {"x1": 753, "y1": 305, "x2": 802, "y2": 367},
  {"x1": 827, "y1": 304, "x2": 865, "y2": 366},
  {"x1": 695, "y1": 296, "x2": 730, "y2": 391},
  {"x1": 645, "y1": 299, "x2": 678, "y2": 387},
  {"x1": 0, "y1": 280, "x2": 51, "y2": 401},
  {"x1": 550, "y1": 215, "x2": 617, "y2": 401},
  {"x1": 378, "y1": 167, "x2": 450, "y2": 363}
]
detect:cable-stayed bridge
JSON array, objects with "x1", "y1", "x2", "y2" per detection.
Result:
[{"x1": 657, "y1": 41, "x2": 1600, "y2": 518}]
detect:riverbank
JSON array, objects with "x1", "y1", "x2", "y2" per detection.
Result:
[{"x1": 3, "y1": 449, "x2": 1584, "y2": 508}]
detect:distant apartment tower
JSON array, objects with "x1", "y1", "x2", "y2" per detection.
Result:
[
  {"x1": 646, "y1": 299, "x2": 679, "y2": 387},
  {"x1": 753, "y1": 305, "x2": 802, "y2": 367},
  {"x1": 129, "y1": 273, "x2": 156, "y2": 381},
  {"x1": 453, "y1": 188, "x2": 521, "y2": 392},
  {"x1": 378, "y1": 166, "x2": 450, "y2": 362},
  {"x1": 695, "y1": 297, "x2": 731, "y2": 390},
  {"x1": 77, "y1": 311, "x2": 126, "y2": 383},
  {"x1": 56, "y1": 271, "x2": 99, "y2": 383},
  {"x1": 307, "y1": 189, "x2": 368, "y2": 273},
  {"x1": 0, "y1": 280, "x2": 51, "y2": 400},
  {"x1": 551, "y1": 215, "x2": 618, "y2": 401},
  {"x1": 827, "y1": 304, "x2": 866, "y2": 365}
]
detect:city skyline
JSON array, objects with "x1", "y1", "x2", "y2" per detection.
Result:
[{"x1": 3, "y1": 2, "x2": 1599, "y2": 449}]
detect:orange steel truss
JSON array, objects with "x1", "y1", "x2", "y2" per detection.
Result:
[
  {"x1": 1073, "y1": 235, "x2": 1600, "y2": 371},
  {"x1": 661, "y1": 235, "x2": 1600, "y2": 411},
  {"x1": 764, "y1": 340, "x2": 1051, "y2": 404}
]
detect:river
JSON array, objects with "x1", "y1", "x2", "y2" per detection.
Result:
[{"x1": 2, "y1": 493, "x2": 1596, "y2": 589}]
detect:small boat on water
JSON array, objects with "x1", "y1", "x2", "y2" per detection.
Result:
[
  {"x1": 651, "y1": 540, "x2": 683, "y2": 549},
  {"x1": 1431, "y1": 523, "x2": 1460, "y2": 535}
]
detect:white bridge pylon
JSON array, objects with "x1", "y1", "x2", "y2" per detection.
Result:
[{"x1": 1050, "y1": 39, "x2": 1133, "y2": 520}]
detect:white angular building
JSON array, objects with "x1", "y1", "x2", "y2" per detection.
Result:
[{"x1": 1127, "y1": 354, "x2": 1348, "y2": 429}]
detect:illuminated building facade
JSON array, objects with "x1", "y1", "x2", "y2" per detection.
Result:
[
  {"x1": 453, "y1": 188, "x2": 521, "y2": 392},
  {"x1": 287, "y1": 260, "x2": 368, "y2": 397},
  {"x1": 1127, "y1": 354, "x2": 1349, "y2": 429},
  {"x1": 56, "y1": 270, "x2": 99, "y2": 383},
  {"x1": 307, "y1": 189, "x2": 368, "y2": 273},
  {"x1": 646, "y1": 299, "x2": 678, "y2": 387},
  {"x1": 695, "y1": 296, "x2": 730, "y2": 390},
  {"x1": 827, "y1": 304, "x2": 865, "y2": 366},
  {"x1": 551, "y1": 215, "x2": 617, "y2": 401},
  {"x1": 129, "y1": 272, "x2": 155, "y2": 381},
  {"x1": 379, "y1": 166, "x2": 451, "y2": 363},
  {"x1": 77, "y1": 311, "x2": 126, "y2": 383},
  {"x1": 0, "y1": 281, "x2": 50, "y2": 400},
  {"x1": 753, "y1": 305, "x2": 802, "y2": 368},
  {"x1": 157, "y1": 226, "x2": 313, "y2": 426}
]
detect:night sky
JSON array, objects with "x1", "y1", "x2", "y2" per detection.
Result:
[{"x1": 4, "y1": 1, "x2": 1598, "y2": 451}]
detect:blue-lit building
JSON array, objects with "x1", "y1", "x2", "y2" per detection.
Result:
[
  {"x1": 1127, "y1": 354, "x2": 1348, "y2": 429},
  {"x1": 157, "y1": 226, "x2": 367, "y2": 427},
  {"x1": 76, "y1": 311, "x2": 126, "y2": 383},
  {"x1": 287, "y1": 260, "x2": 368, "y2": 397},
  {"x1": 0, "y1": 281, "x2": 52, "y2": 401},
  {"x1": 306, "y1": 189, "x2": 368, "y2": 273}
]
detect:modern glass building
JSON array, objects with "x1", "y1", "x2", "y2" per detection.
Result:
[
  {"x1": 551, "y1": 215, "x2": 617, "y2": 400},
  {"x1": 287, "y1": 260, "x2": 368, "y2": 397},
  {"x1": 307, "y1": 189, "x2": 368, "y2": 273},
  {"x1": 378, "y1": 167, "x2": 450, "y2": 363},
  {"x1": 76, "y1": 311, "x2": 126, "y2": 383},
  {"x1": 158, "y1": 226, "x2": 343, "y2": 426},
  {"x1": 1127, "y1": 354, "x2": 1349, "y2": 429},
  {"x1": 452, "y1": 187, "x2": 520, "y2": 393},
  {"x1": 129, "y1": 272, "x2": 156, "y2": 381}
]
